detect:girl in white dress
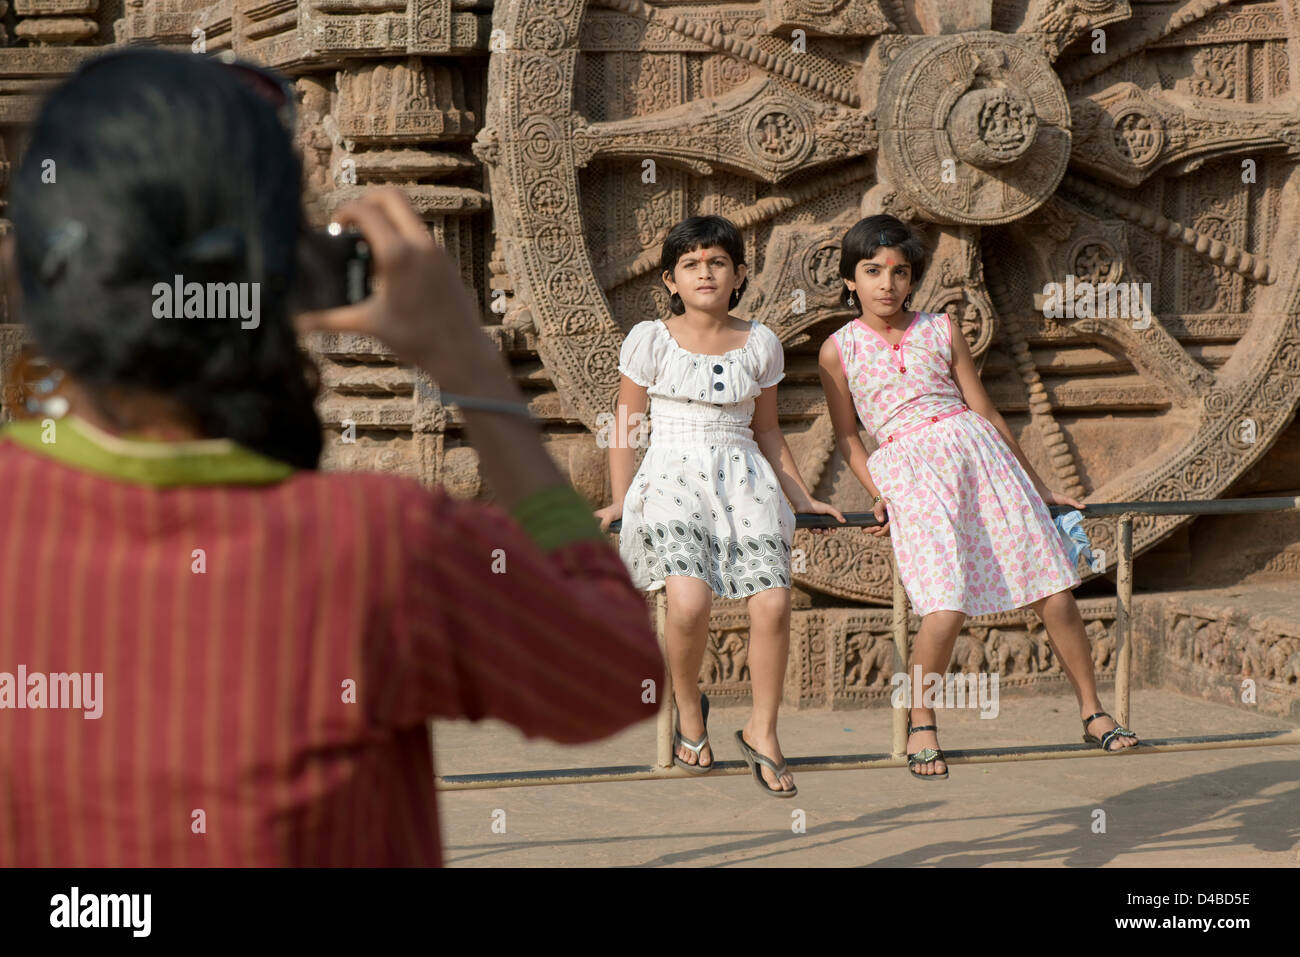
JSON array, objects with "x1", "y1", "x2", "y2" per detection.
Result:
[{"x1": 595, "y1": 215, "x2": 843, "y2": 797}]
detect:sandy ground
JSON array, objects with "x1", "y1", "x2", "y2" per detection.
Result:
[{"x1": 431, "y1": 688, "x2": 1300, "y2": 867}]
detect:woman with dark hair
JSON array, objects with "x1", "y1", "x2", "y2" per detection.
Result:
[
  {"x1": 595, "y1": 214, "x2": 843, "y2": 797},
  {"x1": 0, "y1": 48, "x2": 663, "y2": 866},
  {"x1": 818, "y1": 214, "x2": 1140, "y2": 780},
  {"x1": 6, "y1": 49, "x2": 321, "y2": 468}
]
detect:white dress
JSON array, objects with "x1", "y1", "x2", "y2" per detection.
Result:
[{"x1": 617, "y1": 318, "x2": 796, "y2": 598}]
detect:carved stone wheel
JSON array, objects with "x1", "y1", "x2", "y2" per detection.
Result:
[{"x1": 477, "y1": 0, "x2": 1300, "y2": 604}]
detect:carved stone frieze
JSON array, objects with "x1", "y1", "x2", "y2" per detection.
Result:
[
  {"x1": 13, "y1": 0, "x2": 99, "y2": 45},
  {"x1": 1145, "y1": 1, "x2": 1287, "y2": 48},
  {"x1": 115, "y1": 0, "x2": 479, "y2": 71},
  {"x1": 1139, "y1": 587, "x2": 1300, "y2": 719},
  {"x1": 336, "y1": 56, "x2": 475, "y2": 142}
]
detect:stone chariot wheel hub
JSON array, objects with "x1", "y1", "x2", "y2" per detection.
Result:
[{"x1": 878, "y1": 33, "x2": 1071, "y2": 225}]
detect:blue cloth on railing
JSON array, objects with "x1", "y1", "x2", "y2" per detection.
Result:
[{"x1": 1052, "y1": 508, "x2": 1095, "y2": 567}]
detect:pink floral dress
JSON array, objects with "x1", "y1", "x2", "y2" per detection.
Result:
[{"x1": 831, "y1": 311, "x2": 1080, "y2": 617}]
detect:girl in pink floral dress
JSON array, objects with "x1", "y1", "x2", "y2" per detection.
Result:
[{"x1": 818, "y1": 215, "x2": 1140, "y2": 779}]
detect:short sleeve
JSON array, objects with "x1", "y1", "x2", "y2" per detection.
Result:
[
  {"x1": 755, "y1": 323, "x2": 785, "y2": 389},
  {"x1": 618, "y1": 321, "x2": 660, "y2": 387}
]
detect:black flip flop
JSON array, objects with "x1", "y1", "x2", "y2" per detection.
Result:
[
  {"x1": 734, "y1": 730, "x2": 797, "y2": 798},
  {"x1": 673, "y1": 693, "x2": 714, "y2": 774}
]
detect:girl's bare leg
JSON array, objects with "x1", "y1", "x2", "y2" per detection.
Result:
[
  {"x1": 1028, "y1": 589, "x2": 1138, "y2": 749},
  {"x1": 664, "y1": 575, "x2": 716, "y2": 767},
  {"x1": 906, "y1": 609, "x2": 968, "y2": 775},
  {"x1": 742, "y1": 585, "x2": 795, "y2": 791}
]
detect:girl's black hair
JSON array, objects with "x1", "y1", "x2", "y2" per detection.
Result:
[
  {"x1": 837, "y1": 215, "x2": 927, "y2": 308},
  {"x1": 8, "y1": 48, "x2": 322, "y2": 470},
  {"x1": 658, "y1": 215, "x2": 748, "y2": 314}
]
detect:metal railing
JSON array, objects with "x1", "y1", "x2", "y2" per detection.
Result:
[{"x1": 438, "y1": 495, "x2": 1300, "y2": 790}]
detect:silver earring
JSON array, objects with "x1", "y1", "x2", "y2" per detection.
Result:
[
  {"x1": 847, "y1": 293, "x2": 854, "y2": 307},
  {"x1": 26, "y1": 368, "x2": 69, "y2": 418}
]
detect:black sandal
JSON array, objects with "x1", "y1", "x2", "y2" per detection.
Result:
[
  {"x1": 907, "y1": 714, "x2": 949, "y2": 781},
  {"x1": 1082, "y1": 711, "x2": 1140, "y2": 752},
  {"x1": 734, "y1": 730, "x2": 798, "y2": 798}
]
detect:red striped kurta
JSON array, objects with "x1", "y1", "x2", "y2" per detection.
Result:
[{"x1": 0, "y1": 438, "x2": 663, "y2": 866}]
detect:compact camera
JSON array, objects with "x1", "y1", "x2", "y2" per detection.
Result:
[{"x1": 296, "y1": 222, "x2": 373, "y2": 310}]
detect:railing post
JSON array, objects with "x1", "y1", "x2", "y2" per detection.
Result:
[
  {"x1": 654, "y1": 589, "x2": 675, "y2": 770},
  {"x1": 891, "y1": 553, "x2": 909, "y2": 758},
  {"x1": 1115, "y1": 513, "x2": 1134, "y2": 730}
]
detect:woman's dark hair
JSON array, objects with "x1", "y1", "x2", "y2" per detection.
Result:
[
  {"x1": 837, "y1": 214, "x2": 928, "y2": 308},
  {"x1": 8, "y1": 48, "x2": 322, "y2": 470},
  {"x1": 658, "y1": 215, "x2": 748, "y2": 315}
]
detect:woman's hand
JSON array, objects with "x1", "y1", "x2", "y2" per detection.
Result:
[
  {"x1": 292, "y1": 187, "x2": 487, "y2": 380},
  {"x1": 594, "y1": 503, "x2": 622, "y2": 533},
  {"x1": 867, "y1": 499, "x2": 890, "y2": 537},
  {"x1": 804, "y1": 497, "x2": 847, "y2": 537},
  {"x1": 1041, "y1": 489, "x2": 1085, "y2": 510}
]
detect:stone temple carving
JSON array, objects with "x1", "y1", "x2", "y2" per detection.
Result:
[{"x1": 1, "y1": 0, "x2": 1299, "y2": 715}]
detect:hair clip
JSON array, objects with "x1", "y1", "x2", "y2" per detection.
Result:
[
  {"x1": 38, "y1": 219, "x2": 88, "y2": 284},
  {"x1": 877, "y1": 230, "x2": 889, "y2": 247}
]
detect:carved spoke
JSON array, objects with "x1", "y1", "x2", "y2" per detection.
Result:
[
  {"x1": 1008, "y1": 197, "x2": 1215, "y2": 412},
  {"x1": 741, "y1": 223, "x2": 857, "y2": 342},
  {"x1": 909, "y1": 227, "x2": 996, "y2": 359},
  {"x1": 571, "y1": 76, "x2": 876, "y2": 181},
  {"x1": 1061, "y1": 174, "x2": 1275, "y2": 283},
  {"x1": 590, "y1": 0, "x2": 864, "y2": 106},
  {"x1": 597, "y1": 164, "x2": 871, "y2": 291},
  {"x1": 1070, "y1": 84, "x2": 1300, "y2": 188},
  {"x1": 1044, "y1": 303, "x2": 1217, "y2": 404},
  {"x1": 983, "y1": 238, "x2": 1094, "y2": 497},
  {"x1": 1023, "y1": 0, "x2": 1134, "y2": 62},
  {"x1": 1056, "y1": 0, "x2": 1236, "y2": 86}
]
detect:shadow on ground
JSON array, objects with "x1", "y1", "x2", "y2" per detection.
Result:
[{"x1": 443, "y1": 760, "x2": 1299, "y2": 867}]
